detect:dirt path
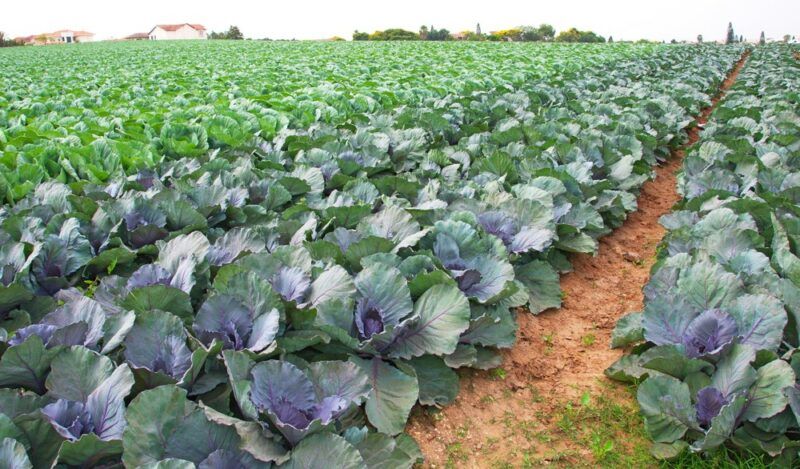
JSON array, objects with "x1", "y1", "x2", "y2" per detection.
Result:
[{"x1": 406, "y1": 51, "x2": 751, "y2": 468}]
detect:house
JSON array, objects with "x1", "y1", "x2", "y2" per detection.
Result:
[
  {"x1": 147, "y1": 24, "x2": 207, "y2": 40},
  {"x1": 52, "y1": 30, "x2": 95, "y2": 44},
  {"x1": 15, "y1": 29, "x2": 95, "y2": 45}
]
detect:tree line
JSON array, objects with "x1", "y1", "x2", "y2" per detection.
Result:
[
  {"x1": 354, "y1": 22, "x2": 798, "y2": 44},
  {"x1": 209, "y1": 26, "x2": 244, "y2": 40},
  {"x1": 353, "y1": 24, "x2": 605, "y2": 43}
]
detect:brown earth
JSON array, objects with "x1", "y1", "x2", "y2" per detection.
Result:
[{"x1": 406, "y1": 51, "x2": 751, "y2": 468}]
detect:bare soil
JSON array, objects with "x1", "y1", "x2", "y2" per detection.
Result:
[{"x1": 406, "y1": 51, "x2": 751, "y2": 468}]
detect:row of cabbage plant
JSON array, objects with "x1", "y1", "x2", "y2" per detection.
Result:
[{"x1": 607, "y1": 44, "x2": 800, "y2": 463}]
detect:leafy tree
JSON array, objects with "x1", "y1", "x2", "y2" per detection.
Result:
[
  {"x1": 419, "y1": 25, "x2": 429, "y2": 40},
  {"x1": 368, "y1": 29, "x2": 419, "y2": 41},
  {"x1": 536, "y1": 24, "x2": 555, "y2": 42},
  {"x1": 759, "y1": 31, "x2": 766, "y2": 45},
  {"x1": 608, "y1": 36, "x2": 614, "y2": 43},
  {"x1": 353, "y1": 30, "x2": 369, "y2": 41},
  {"x1": 697, "y1": 34, "x2": 704, "y2": 43},
  {"x1": 784, "y1": 34, "x2": 791, "y2": 43},
  {"x1": 726, "y1": 22, "x2": 735, "y2": 44},
  {"x1": 458, "y1": 31, "x2": 485, "y2": 41},
  {"x1": 227, "y1": 26, "x2": 244, "y2": 40},
  {"x1": 520, "y1": 26, "x2": 538, "y2": 41},
  {"x1": 385, "y1": 29, "x2": 420, "y2": 41},
  {"x1": 426, "y1": 26, "x2": 450, "y2": 41},
  {"x1": 556, "y1": 28, "x2": 581, "y2": 43},
  {"x1": 209, "y1": 26, "x2": 244, "y2": 40},
  {"x1": 580, "y1": 31, "x2": 605, "y2": 43},
  {"x1": 516, "y1": 24, "x2": 555, "y2": 42},
  {"x1": 476, "y1": 23, "x2": 481, "y2": 35},
  {"x1": 494, "y1": 28, "x2": 523, "y2": 42},
  {"x1": 555, "y1": 28, "x2": 605, "y2": 43}
]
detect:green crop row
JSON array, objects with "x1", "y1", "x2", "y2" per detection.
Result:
[{"x1": 607, "y1": 44, "x2": 800, "y2": 463}]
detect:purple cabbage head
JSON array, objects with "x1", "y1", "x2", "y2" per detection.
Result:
[
  {"x1": 192, "y1": 295, "x2": 279, "y2": 352},
  {"x1": 478, "y1": 212, "x2": 517, "y2": 246},
  {"x1": 681, "y1": 309, "x2": 738, "y2": 358},
  {"x1": 9, "y1": 323, "x2": 88, "y2": 349},
  {"x1": 433, "y1": 233, "x2": 483, "y2": 294},
  {"x1": 134, "y1": 170, "x2": 159, "y2": 189},
  {"x1": 248, "y1": 360, "x2": 369, "y2": 445},
  {"x1": 326, "y1": 228, "x2": 363, "y2": 254},
  {"x1": 354, "y1": 298, "x2": 385, "y2": 340},
  {"x1": 126, "y1": 264, "x2": 173, "y2": 290},
  {"x1": 30, "y1": 240, "x2": 71, "y2": 295},
  {"x1": 29, "y1": 219, "x2": 92, "y2": 295},
  {"x1": 695, "y1": 386, "x2": 729, "y2": 428},
  {"x1": 339, "y1": 151, "x2": 366, "y2": 166},
  {"x1": 320, "y1": 162, "x2": 340, "y2": 182},
  {"x1": 40, "y1": 355, "x2": 133, "y2": 442},
  {"x1": 478, "y1": 210, "x2": 553, "y2": 254},
  {"x1": 352, "y1": 264, "x2": 413, "y2": 342},
  {"x1": 41, "y1": 400, "x2": 95, "y2": 440},
  {"x1": 123, "y1": 311, "x2": 193, "y2": 380},
  {"x1": 122, "y1": 200, "x2": 168, "y2": 249},
  {"x1": 8, "y1": 297, "x2": 105, "y2": 349},
  {"x1": 144, "y1": 336, "x2": 191, "y2": 379},
  {"x1": 269, "y1": 266, "x2": 311, "y2": 303}
]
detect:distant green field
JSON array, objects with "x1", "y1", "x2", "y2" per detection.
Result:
[
  {"x1": 0, "y1": 41, "x2": 754, "y2": 468},
  {"x1": 2, "y1": 40, "x2": 668, "y2": 199}
]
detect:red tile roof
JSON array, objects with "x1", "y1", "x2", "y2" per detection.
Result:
[
  {"x1": 125, "y1": 32, "x2": 150, "y2": 39},
  {"x1": 154, "y1": 23, "x2": 206, "y2": 32}
]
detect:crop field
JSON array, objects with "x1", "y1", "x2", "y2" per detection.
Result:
[{"x1": 0, "y1": 40, "x2": 797, "y2": 468}]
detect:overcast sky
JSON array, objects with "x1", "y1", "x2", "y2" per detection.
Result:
[{"x1": 3, "y1": 0, "x2": 798, "y2": 42}]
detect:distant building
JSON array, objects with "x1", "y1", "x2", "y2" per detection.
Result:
[
  {"x1": 147, "y1": 24, "x2": 207, "y2": 40},
  {"x1": 15, "y1": 29, "x2": 95, "y2": 46},
  {"x1": 124, "y1": 32, "x2": 150, "y2": 41}
]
